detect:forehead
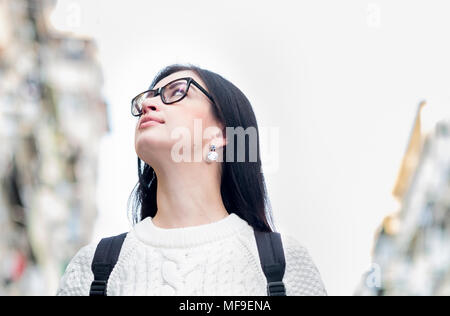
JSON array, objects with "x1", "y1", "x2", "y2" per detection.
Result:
[{"x1": 154, "y1": 70, "x2": 205, "y2": 89}]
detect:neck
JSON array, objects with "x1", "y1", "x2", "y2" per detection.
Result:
[{"x1": 151, "y1": 160, "x2": 229, "y2": 229}]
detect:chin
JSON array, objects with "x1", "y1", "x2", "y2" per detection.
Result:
[{"x1": 135, "y1": 135, "x2": 172, "y2": 154}]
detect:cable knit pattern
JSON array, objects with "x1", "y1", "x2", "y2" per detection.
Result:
[{"x1": 56, "y1": 213, "x2": 327, "y2": 296}]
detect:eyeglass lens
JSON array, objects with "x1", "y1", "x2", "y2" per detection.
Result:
[
  {"x1": 133, "y1": 79, "x2": 189, "y2": 115},
  {"x1": 163, "y1": 79, "x2": 188, "y2": 103}
]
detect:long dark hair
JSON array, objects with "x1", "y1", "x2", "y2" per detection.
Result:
[{"x1": 127, "y1": 63, "x2": 276, "y2": 232}]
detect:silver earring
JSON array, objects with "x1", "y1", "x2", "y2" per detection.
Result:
[{"x1": 206, "y1": 144, "x2": 218, "y2": 163}]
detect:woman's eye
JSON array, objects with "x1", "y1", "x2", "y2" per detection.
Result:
[{"x1": 173, "y1": 89, "x2": 185, "y2": 96}]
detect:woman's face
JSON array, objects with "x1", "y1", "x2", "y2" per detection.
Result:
[{"x1": 135, "y1": 70, "x2": 222, "y2": 165}]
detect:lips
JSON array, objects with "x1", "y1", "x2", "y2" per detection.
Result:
[{"x1": 139, "y1": 115, "x2": 165, "y2": 128}]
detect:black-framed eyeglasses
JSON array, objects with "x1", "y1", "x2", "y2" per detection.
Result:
[{"x1": 131, "y1": 77, "x2": 215, "y2": 117}]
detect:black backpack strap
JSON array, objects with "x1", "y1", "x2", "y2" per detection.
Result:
[
  {"x1": 89, "y1": 232, "x2": 128, "y2": 296},
  {"x1": 254, "y1": 230, "x2": 286, "y2": 296}
]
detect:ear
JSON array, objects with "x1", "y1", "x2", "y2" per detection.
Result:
[
  {"x1": 214, "y1": 136, "x2": 228, "y2": 149},
  {"x1": 203, "y1": 125, "x2": 227, "y2": 149}
]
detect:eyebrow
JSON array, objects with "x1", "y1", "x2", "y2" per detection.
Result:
[
  {"x1": 168, "y1": 81, "x2": 185, "y2": 88},
  {"x1": 153, "y1": 78, "x2": 185, "y2": 90}
]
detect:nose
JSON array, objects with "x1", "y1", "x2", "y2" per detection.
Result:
[{"x1": 141, "y1": 98, "x2": 161, "y2": 114}]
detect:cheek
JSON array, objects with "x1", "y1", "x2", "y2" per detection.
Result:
[{"x1": 167, "y1": 106, "x2": 208, "y2": 132}]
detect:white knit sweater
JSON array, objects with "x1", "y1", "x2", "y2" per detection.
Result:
[{"x1": 56, "y1": 213, "x2": 327, "y2": 296}]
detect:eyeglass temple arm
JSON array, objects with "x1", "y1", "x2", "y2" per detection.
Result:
[{"x1": 191, "y1": 80, "x2": 215, "y2": 103}]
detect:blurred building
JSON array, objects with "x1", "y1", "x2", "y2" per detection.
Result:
[
  {"x1": 356, "y1": 101, "x2": 450, "y2": 295},
  {"x1": 0, "y1": 0, "x2": 107, "y2": 295}
]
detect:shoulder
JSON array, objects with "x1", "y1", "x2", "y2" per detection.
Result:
[
  {"x1": 281, "y1": 233, "x2": 327, "y2": 296},
  {"x1": 56, "y1": 242, "x2": 97, "y2": 296},
  {"x1": 282, "y1": 234, "x2": 316, "y2": 266},
  {"x1": 56, "y1": 232, "x2": 137, "y2": 296}
]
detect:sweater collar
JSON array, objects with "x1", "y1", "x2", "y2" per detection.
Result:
[{"x1": 132, "y1": 212, "x2": 251, "y2": 248}]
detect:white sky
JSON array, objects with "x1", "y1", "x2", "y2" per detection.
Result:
[{"x1": 51, "y1": 0, "x2": 450, "y2": 295}]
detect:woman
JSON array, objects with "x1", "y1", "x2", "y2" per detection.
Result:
[{"x1": 56, "y1": 63, "x2": 327, "y2": 296}]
